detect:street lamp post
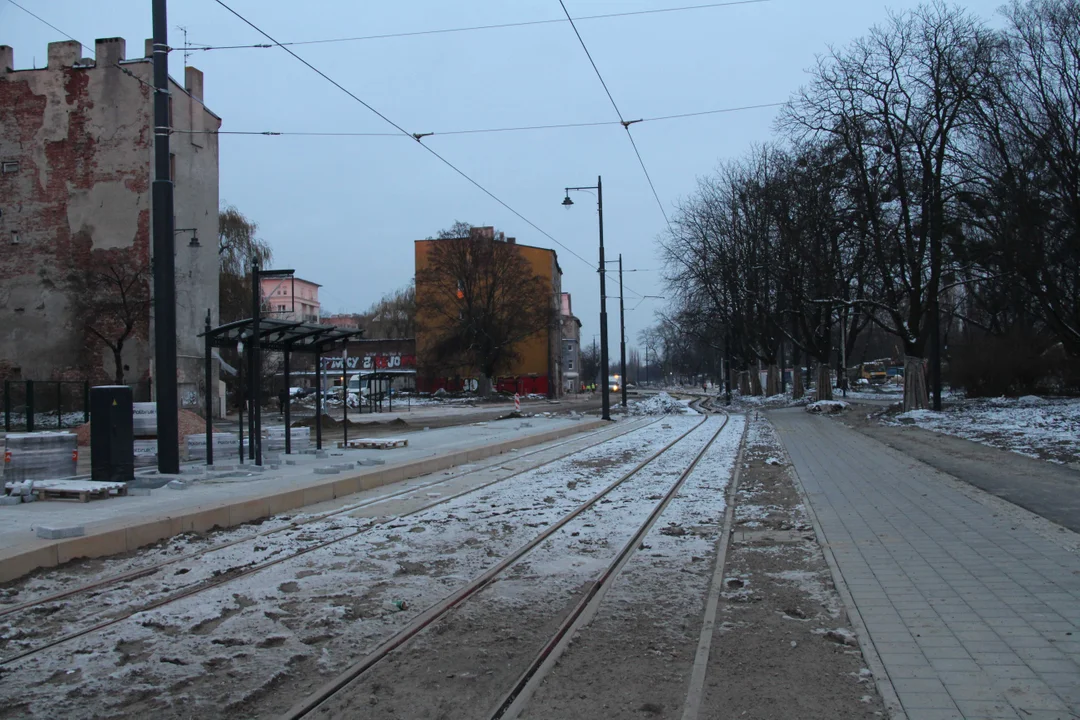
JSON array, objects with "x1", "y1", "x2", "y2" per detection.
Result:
[
  {"x1": 563, "y1": 176, "x2": 609, "y2": 421},
  {"x1": 236, "y1": 340, "x2": 245, "y2": 465},
  {"x1": 619, "y1": 255, "x2": 627, "y2": 408}
]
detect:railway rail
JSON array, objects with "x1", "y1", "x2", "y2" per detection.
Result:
[
  {"x1": 0, "y1": 415, "x2": 662, "y2": 667},
  {"x1": 282, "y1": 401, "x2": 732, "y2": 719}
]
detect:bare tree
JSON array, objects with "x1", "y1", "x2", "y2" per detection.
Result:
[
  {"x1": 361, "y1": 282, "x2": 416, "y2": 339},
  {"x1": 71, "y1": 250, "x2": 151, "y2": 384},
  {"x1": 783, "y1": 3, "x2": 996, "y2": 409},
  {"x1": 416, "y1": 227, "x2": 555, "y2": 396}
]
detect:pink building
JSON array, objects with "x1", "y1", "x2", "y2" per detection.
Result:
[{"x1": 261, "y1": 276, "x2": 321, "y2": 323}]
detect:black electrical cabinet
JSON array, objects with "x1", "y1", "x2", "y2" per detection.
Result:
[{"x1": 90, "y1": 385, "x2": 134, "y2": 482}]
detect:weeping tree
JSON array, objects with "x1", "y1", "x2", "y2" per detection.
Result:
[{"x1": 219, "y1": 204, "x2": 273, "y2": 324}]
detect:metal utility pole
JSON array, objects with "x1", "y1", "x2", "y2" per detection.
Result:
[
  {"x1": 251, "y1": 259, "x2": 262, "y2": 465},
  {"x1": 618, "y1": 254, "x2": 627, "y2": 408},
  {"x1": 563, "y1": 176, "x2": 609, "y2": 421},
  {"x1": 204, "y1": 309, "x2": 213, "y2": 466},
  {"x1": 152, "y1": 0, "x2": 179, "y2": 474}
]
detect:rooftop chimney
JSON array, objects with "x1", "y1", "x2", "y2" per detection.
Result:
[
  {"x1": 185, "y1": 66, "x2": 204, "y2": 101},
  {"x1": 0, "y1": 46, "x2": 13, "y2": 73},
  {"x1": 47, "y1": 40, "x2": 81, "y2": 70},
  {"x1": 95, "y1": 37, "x2": 126, "y2": 67}
]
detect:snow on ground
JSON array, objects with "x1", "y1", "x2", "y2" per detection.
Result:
[
  {"x1": 887, "y1": 396, "x2": 1080, "y2": 465},
  {"x1": 572, "y1": 414, "x2": 745, "y2": 615},
  {"x1": 806, "y1": 400, "x2": 849, "y2": 414},
  {"x1": 629, "y1": 392, "x2": 695, "y2": 415},
  {"x1": 0, "y1": 417, "x2": 708, "y2": 719}
]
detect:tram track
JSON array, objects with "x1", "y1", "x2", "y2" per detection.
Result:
[
  {"x1": 282, "y1": 403, "x2": 731, "y2": 719},
  {"x1": 0, "y1": 416, "x2": 663, "y2": 668}
]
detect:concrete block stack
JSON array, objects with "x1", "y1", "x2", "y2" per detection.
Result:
[
  {"x1": 3, "y1": 432, "x2": 78, "y2": 481},
  {"x1": 186, "y1": 433, "x2": 240, "y2": 461},
  {"x1": 132, "y1": 403, "x2": 157, "y2": 467},
  {"x1": 264, "y1": 426, "x2": 311, "y2": 453}
]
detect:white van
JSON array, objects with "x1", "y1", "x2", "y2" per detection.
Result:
[{"x1": 608, "y1": 375, "x2": 621, "y2": 393}]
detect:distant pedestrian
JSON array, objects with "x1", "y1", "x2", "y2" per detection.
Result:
[{"x1": 277, "y1": 387, "x2": 288, "y2": 418}]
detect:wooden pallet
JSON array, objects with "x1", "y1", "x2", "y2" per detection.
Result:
[
  {"x1": 29, "y1": 481, "x2": 128, "y2": 503},
  {"x1": 337, "y1": 437, "x2": 408, "y2": 450}
]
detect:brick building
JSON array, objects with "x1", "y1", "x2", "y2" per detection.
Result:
[
  {"x1": 0, "y1": 39, "x2": 221, "y2": 408},
  {"x1": 414, "y1": 227, "x2": 564, "y2": 397}
]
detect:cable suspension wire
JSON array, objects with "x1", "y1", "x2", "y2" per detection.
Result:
[
  {"x1": 210, "y1": 0, "x2": 643, "y2": 298},
  {"x1": 189, "y1": 1, "x2": 771, "y2": 51},
  {"x1": 166, "y1": 101, "x2": 785, "y2": 138},
  {"x1": 557, "y1": 0, "x2": 671, "y2": 226}
]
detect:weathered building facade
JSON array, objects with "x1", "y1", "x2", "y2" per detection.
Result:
[
  {"x1": 414, "y1": 227, "x2": 564, "y2": 397},
  {"x1": 0, "y1": 39, "x2": 221, "y2": 408},
  {"x1": 560, "y1": 293, "x2": 582, "y2": 393}
]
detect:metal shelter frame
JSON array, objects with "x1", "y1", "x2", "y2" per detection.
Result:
[{"x1": 200, "y1": 315, "x2": 363, "y2": 465}]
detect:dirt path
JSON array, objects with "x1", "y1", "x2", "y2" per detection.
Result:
[
  {"x1": 838, "y1": 402, "x2": 1080, "y2": 533},
  {"x1": 696, "y1": 413, "x2": 883, "y2": 720}
]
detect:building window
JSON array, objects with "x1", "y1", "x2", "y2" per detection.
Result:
[
  {"x1": 168, "y1": 96, "x2": 174, "y2": 128},
  {"x1": 1, "y1": 161, "x2": 18, "y2": 174},
  {"x1": 568, "y1": 360, "x2": 574, "y2": 370},
  {"x1": 169, "y1": 153, "x2": 176, "y2": 182}
]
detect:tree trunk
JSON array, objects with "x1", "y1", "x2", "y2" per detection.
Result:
[
  {"x1": 816, "y1": 363, "x2": 833, "y2": 401},
  {"x1": 478, "y1": 375, "x2": 493, "y2": 398},
  {"x1": 113, "y1": 345, "x2": 125, "y2": 385},
  {"x1": 903, "y1": 356, "x2": 929, "y2": 411},
  {"x1": 749, "y1": 366, "x2": 763, "y2": 396},
  {"x1": 738, "y1": 371, "x2": 751, "y2": 396},
  {"x1": 792, "y1": 366, "x2": 804, "y2": 400},
  {"x1": 765, "y1": 364, "x2": 780, "y2": 397}
]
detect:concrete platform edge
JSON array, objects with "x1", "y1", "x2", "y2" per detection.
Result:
[{"x1": 0, "y1": 419, "x2": 608, "y2": 584}]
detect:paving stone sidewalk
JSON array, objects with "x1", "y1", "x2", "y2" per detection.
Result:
[{"x1": 770, "y1": 408, "x2": 1080, "y2": 720}]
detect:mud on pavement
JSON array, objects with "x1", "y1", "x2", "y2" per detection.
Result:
[{"x1": 699, "y1": 412, "x2": 885, "y2": 720}]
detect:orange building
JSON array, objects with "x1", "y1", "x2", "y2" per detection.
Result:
[{"x1": 414, "y1": 227, "x2": 563, "y2": 396}]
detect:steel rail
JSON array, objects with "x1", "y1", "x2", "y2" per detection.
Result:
[
  {"x1": 282, "y1": 409, "x2": 720, "y2": 719},
  {"x1": 0, "y1": 418, "x2": 653, "y2": 620},
  {"x1": 0, "y1": 418, "x2": 661, "y2": 666}
]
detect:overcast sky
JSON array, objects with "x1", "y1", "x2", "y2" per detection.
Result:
[{"x1": 4, "y1": 0, "x2": 1007, "y2": 354}]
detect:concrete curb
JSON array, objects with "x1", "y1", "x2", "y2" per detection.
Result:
[
  {"x1": 776, "y1": 413, "x2": 908, "y2": 720},
  {"x1": 0, "y1": 419, "x2": 607, "y2": 584}
]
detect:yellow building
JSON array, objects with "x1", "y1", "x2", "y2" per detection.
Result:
[{"x1": 414, "y1": 227, "x2": 563, "y2": 396}]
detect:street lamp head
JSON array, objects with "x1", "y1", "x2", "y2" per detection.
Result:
[
  {"x1": 237, "y1": 340, "x2": 244, "y2": 354},
  {"x1": 562, "y1": 194, "x2": 574, "y2": 207}
]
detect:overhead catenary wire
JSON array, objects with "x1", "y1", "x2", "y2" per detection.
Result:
[
  {"x1": 557, "y1": 0, "x2": 672, "y2": 227},
  {"x1": 166, "y1": 101, "x2": 786, "y2": 138},
  {"x1": 210, "y1": 0, "x2": 644, "y2": 299},
  {"x1": 188, "y1": 1, "x2": 771, "y2": 51}
]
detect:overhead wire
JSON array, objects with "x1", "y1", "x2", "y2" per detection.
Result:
[
  {"x1": 557, "y1": 0, "x2": 672, "y2": 227},
  {"x1": 210, "y1": 0, "x2": 644, "y2": 299},
  {"x1": 188, "y1": 1, "x2": 771, "y2": 51},
  {"x1": 166, "y1": 101, "x2": 786, "y2": 139}
]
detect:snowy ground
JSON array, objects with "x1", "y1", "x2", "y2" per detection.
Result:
[
  {"x1": 887, "y1": 396, "x2": 1080, "y2": 465},
  {"x1": 0, "y1": 416, "x2": 713, "y2": 719},
  {"x1": 628, "y1": 391, "x2": 696, "y2": 415}
]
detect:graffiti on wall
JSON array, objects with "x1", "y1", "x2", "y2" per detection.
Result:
[{"x1": 320, "y1": 354, "x2": 416, "y2": 372}]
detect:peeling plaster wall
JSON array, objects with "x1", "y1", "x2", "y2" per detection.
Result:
[{"x1": 0, "y1": 40, "x2": 220, "y2": 407}]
